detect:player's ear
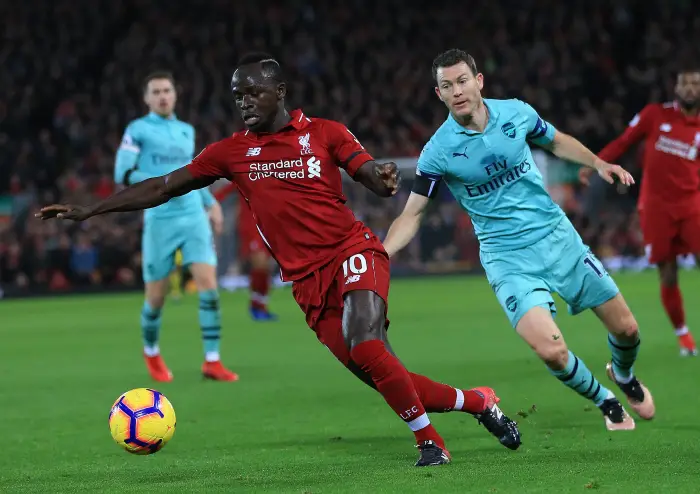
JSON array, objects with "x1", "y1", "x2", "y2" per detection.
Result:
[
  {"x1": 434, "y1": 87, "x2": 444, "y2": 102},
  {"x1": 476, "y1": 73, "x2": 484, "y2": 91},
  {"x1": 277, "y1": 82, "x2": 287, "y2": 100}
]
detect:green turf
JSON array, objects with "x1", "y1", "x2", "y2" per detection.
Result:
[{"x1": 1, "y1": 272, "x2": 699, "y2": 493}]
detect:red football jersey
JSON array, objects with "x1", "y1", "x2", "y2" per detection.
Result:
[
  {"x1": 187, "y1": 109, "x2": 377, "y2": 281},
  {"x1": 599, "y1": 102, "x2": 700, "y2": 213}
]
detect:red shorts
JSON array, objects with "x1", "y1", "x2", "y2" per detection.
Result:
[
  {"x1": 640, "y1": 207, "x2": 700, "y2": 263},
  {"x1": 292, "y1": 245, "x2": 390, "y2": 366}
]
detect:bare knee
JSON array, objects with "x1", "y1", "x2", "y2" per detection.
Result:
[
  {"x1": 342, "y1": 291, "x2": 387, "y2": 349},
  {"x1": 145, "y1": 281, "x2": 168, "y2": 309},
  {"x1": 593, "y1": 294, "x2": 639, "y2": 340},
  {"x1": 534, "y1": 340, "x2": 570, "y2": 370},
  {"x1": 190, "y1": 263, "x2": 218, "y2": 291},
  {"x1": 250, "y1": 251, "x2": 269, "y2": 270},
  {"x1": 613, "y1": 313, "x2": 639, "y2": 340},
  {"x1": 516, "y1": 306, "x2": 569, "y2": 370}
]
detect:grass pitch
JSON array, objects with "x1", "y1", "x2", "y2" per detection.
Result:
[{"x1": 1, "y1": 272, "x2": 699, "y2": 493}]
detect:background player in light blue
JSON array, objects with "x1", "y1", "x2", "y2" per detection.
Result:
[
  {"x1": 384, "y1": 49, "x2": 655, "y2": 431},
  {"x1": 114, "y1": 71, "x2": 238, "y2": 382}
]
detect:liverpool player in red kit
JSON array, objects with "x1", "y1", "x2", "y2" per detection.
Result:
[
  {"x1": 37, "y1": 53, "x2": 521, "y2": 466},
  {"x1": 214, "y1": 183, "x2": 277, "y2": 321},
  {"x1": 582, "y1": 65, "x2": 700, "y2": 356}
]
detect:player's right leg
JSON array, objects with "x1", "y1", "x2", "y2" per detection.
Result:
[{"x1": 141, "y1": 221, "x2": 176, "y2": 382}]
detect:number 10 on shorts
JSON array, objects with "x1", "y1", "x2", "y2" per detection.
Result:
[{"x1": 343, "y1": 254, "x2": 368, "y2": 283}]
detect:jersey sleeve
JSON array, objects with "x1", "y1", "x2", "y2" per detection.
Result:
[
  {"x1": 186, "y1": 141, "x2": 229, "y2": 183},
  {"x1": 323, "y1": 121, "x2": 374, "y2": 177},
  {"x1": 412, "y1": 139, "x2": 446, "y2": 199},
  {"x1": 519, "y1": 100, "x2": 557, "y2": 146},
  {"x1": 115, "y1": 122, "x2": 152, "y2": 185},
  {"x1": 598, "y1": 104, "x2": 656, "y2": 163}
]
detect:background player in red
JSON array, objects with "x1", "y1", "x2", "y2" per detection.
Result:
[
  {"x1": 581, "y1": 64, "x2": 700, "y2": 357},
  {"x1": 36, "y1": 53, "x2": 521, "y2": 466},
  {"x1": 214, "y1": 183, "x2": 277, "y2": 321}
]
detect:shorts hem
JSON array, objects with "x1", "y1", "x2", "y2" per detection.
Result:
[{"x1": 568, "y1": 289, "x2": 619, "y2": 316}]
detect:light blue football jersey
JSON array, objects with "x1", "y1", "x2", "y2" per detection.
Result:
[
  {"x1": 417, "y1": 98, "x2": 565, "y2": 252},
  {"x1": 115, "y1": 112, "x2": 214, "y2": 220}
]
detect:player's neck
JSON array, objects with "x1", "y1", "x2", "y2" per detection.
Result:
[
  {"x1": 453, "y1": 99, "x2": 488, "y2": 132},
  {"x1": 255, "y1": 108, "x2": 291, "y2": 134},
  {"x1": 680, "y1": 107, "x2": 699, "y2": 118},
  {"x1": 151, "y1": 111, "x2": 174, "y2": 120}
]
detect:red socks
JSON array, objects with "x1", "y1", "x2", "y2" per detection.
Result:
[
  {"x1": 409, "y1": 373, "x2": 486, "y2": 414},
  {"x1": 250, "y1": 268, "x2": 270, "y2": 310},
  {"x1": 350, "y1": 340, "x2": 444, "y2": 447},
  {"x1": 661, "y1": 284, "x2": 685, "y2": 329}
]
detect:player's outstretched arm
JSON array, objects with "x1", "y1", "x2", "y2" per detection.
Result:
[
  {"x1": 383, "y1": 192, "x2": 429, "y2": 257},
  {"x1": 36, "y1": 167, "x2": 212, "y2": 222},
  {"x1": 354, "y1": 161, "x2": 401, "y2": 197},
  {"x1": 547, "y1": 131, "x2": 635, "y2": 186}
]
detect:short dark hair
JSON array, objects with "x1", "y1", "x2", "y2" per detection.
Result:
[
  {"x1": 677, "y1": 59, "x2": 700, "y2": 76},
  {"x1": 432, "y1": 49, "x2": 478, "y2": 81},
  {"x1": 236, "y1": 52, "x2": 284, "y2": 82},
  {"x1": 143, "y1": 71, "x2": 175, "y2": 93}
]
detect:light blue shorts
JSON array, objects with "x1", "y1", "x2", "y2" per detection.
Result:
[
  {"x1": 142, "y1": 214, "x2": 216, "y2": 283},
  {"x1": 480, "y1": 217, "x2": 619, "y2": 328}
]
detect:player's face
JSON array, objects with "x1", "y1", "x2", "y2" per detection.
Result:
[
  {"x1": 435, "y1": 63, "x2": 484, "y2": 117},
  {"x1": 144, "y1": 79, "x2": 177, "y2": 117},
  {"x1": 675, "y1": 72, "x2": 700, "y2": 110},
  {"x1": 231, "y1": 67, "x2": 285, "y2": 131}
]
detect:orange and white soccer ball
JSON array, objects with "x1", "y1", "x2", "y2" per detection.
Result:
[{"x1": 108, "y1": 388, "x2": 176, "y2": 454}]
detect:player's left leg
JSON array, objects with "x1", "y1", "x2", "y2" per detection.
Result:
[
  {"x1": 676, "y1": 210, "x2": 700, "y2": 355},
  {"x1": 592, "y1": 294, "x2": 655, "y2": 420},
  {"x1": 182, "y1": 218, "x2": 238, "y2": 382},
  {"x1": 560, "y1": 225, "x2": 655, "y2": 421}
]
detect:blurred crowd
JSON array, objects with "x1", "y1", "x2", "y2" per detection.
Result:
[{"x1": 1, "y1": 0, "x2": 699, "y2": 294}]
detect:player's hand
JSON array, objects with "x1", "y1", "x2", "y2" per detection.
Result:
[
  {"x1": 579, "y1": 167, "x2": 595, "y2": 186},
  {"x1": 35, "y1": 204, "x2": 93, "y2": 221},
  {"x1": 208, "y1": 201, "x2": 224, "y2": 235},
  {"x1": 375, "y1": 161, "x2": 401, "y2": 196},
  {"x1": 594, "y1": 160, "x2": 635, "y2": 186}
]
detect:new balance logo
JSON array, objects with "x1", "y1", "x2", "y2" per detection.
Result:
[
  {"x1": 246, "y1": 147, "x2": 261, "y2": 157},
  {"x1": 307, "y1": 156, "x2": 321, "y2": 179},
  {"x1": 492, "y1": 405, "x2": 504, "y2": 420},
  {"x1": 345, "y1": 275, "x2": 361, "y2": 285}
]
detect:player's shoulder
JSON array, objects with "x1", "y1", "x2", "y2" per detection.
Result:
[
  {"x1": 173, "y1": 119, "x2": 195, "y2": 133},
  {"x1": 640, "y1": 102, "x2": 666, "y2": 116},
  {"x1": 485, "y1": 97, "x2": 529, "y2": 112},
  {"x1": 125, "y1": 116, "x2": 150, "y2": 131}
]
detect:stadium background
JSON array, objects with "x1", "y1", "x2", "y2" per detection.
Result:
[
  {"x1": 3, "y1": 2, "x2": 700, "y2": 492},
  {"x1": 3, "y1": 0, "x2": 699, "y2": 297}
]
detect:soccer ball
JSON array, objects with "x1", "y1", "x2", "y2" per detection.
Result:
[{"x1": 108, "y1": 388, "x2": 176, "y2": 455}]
